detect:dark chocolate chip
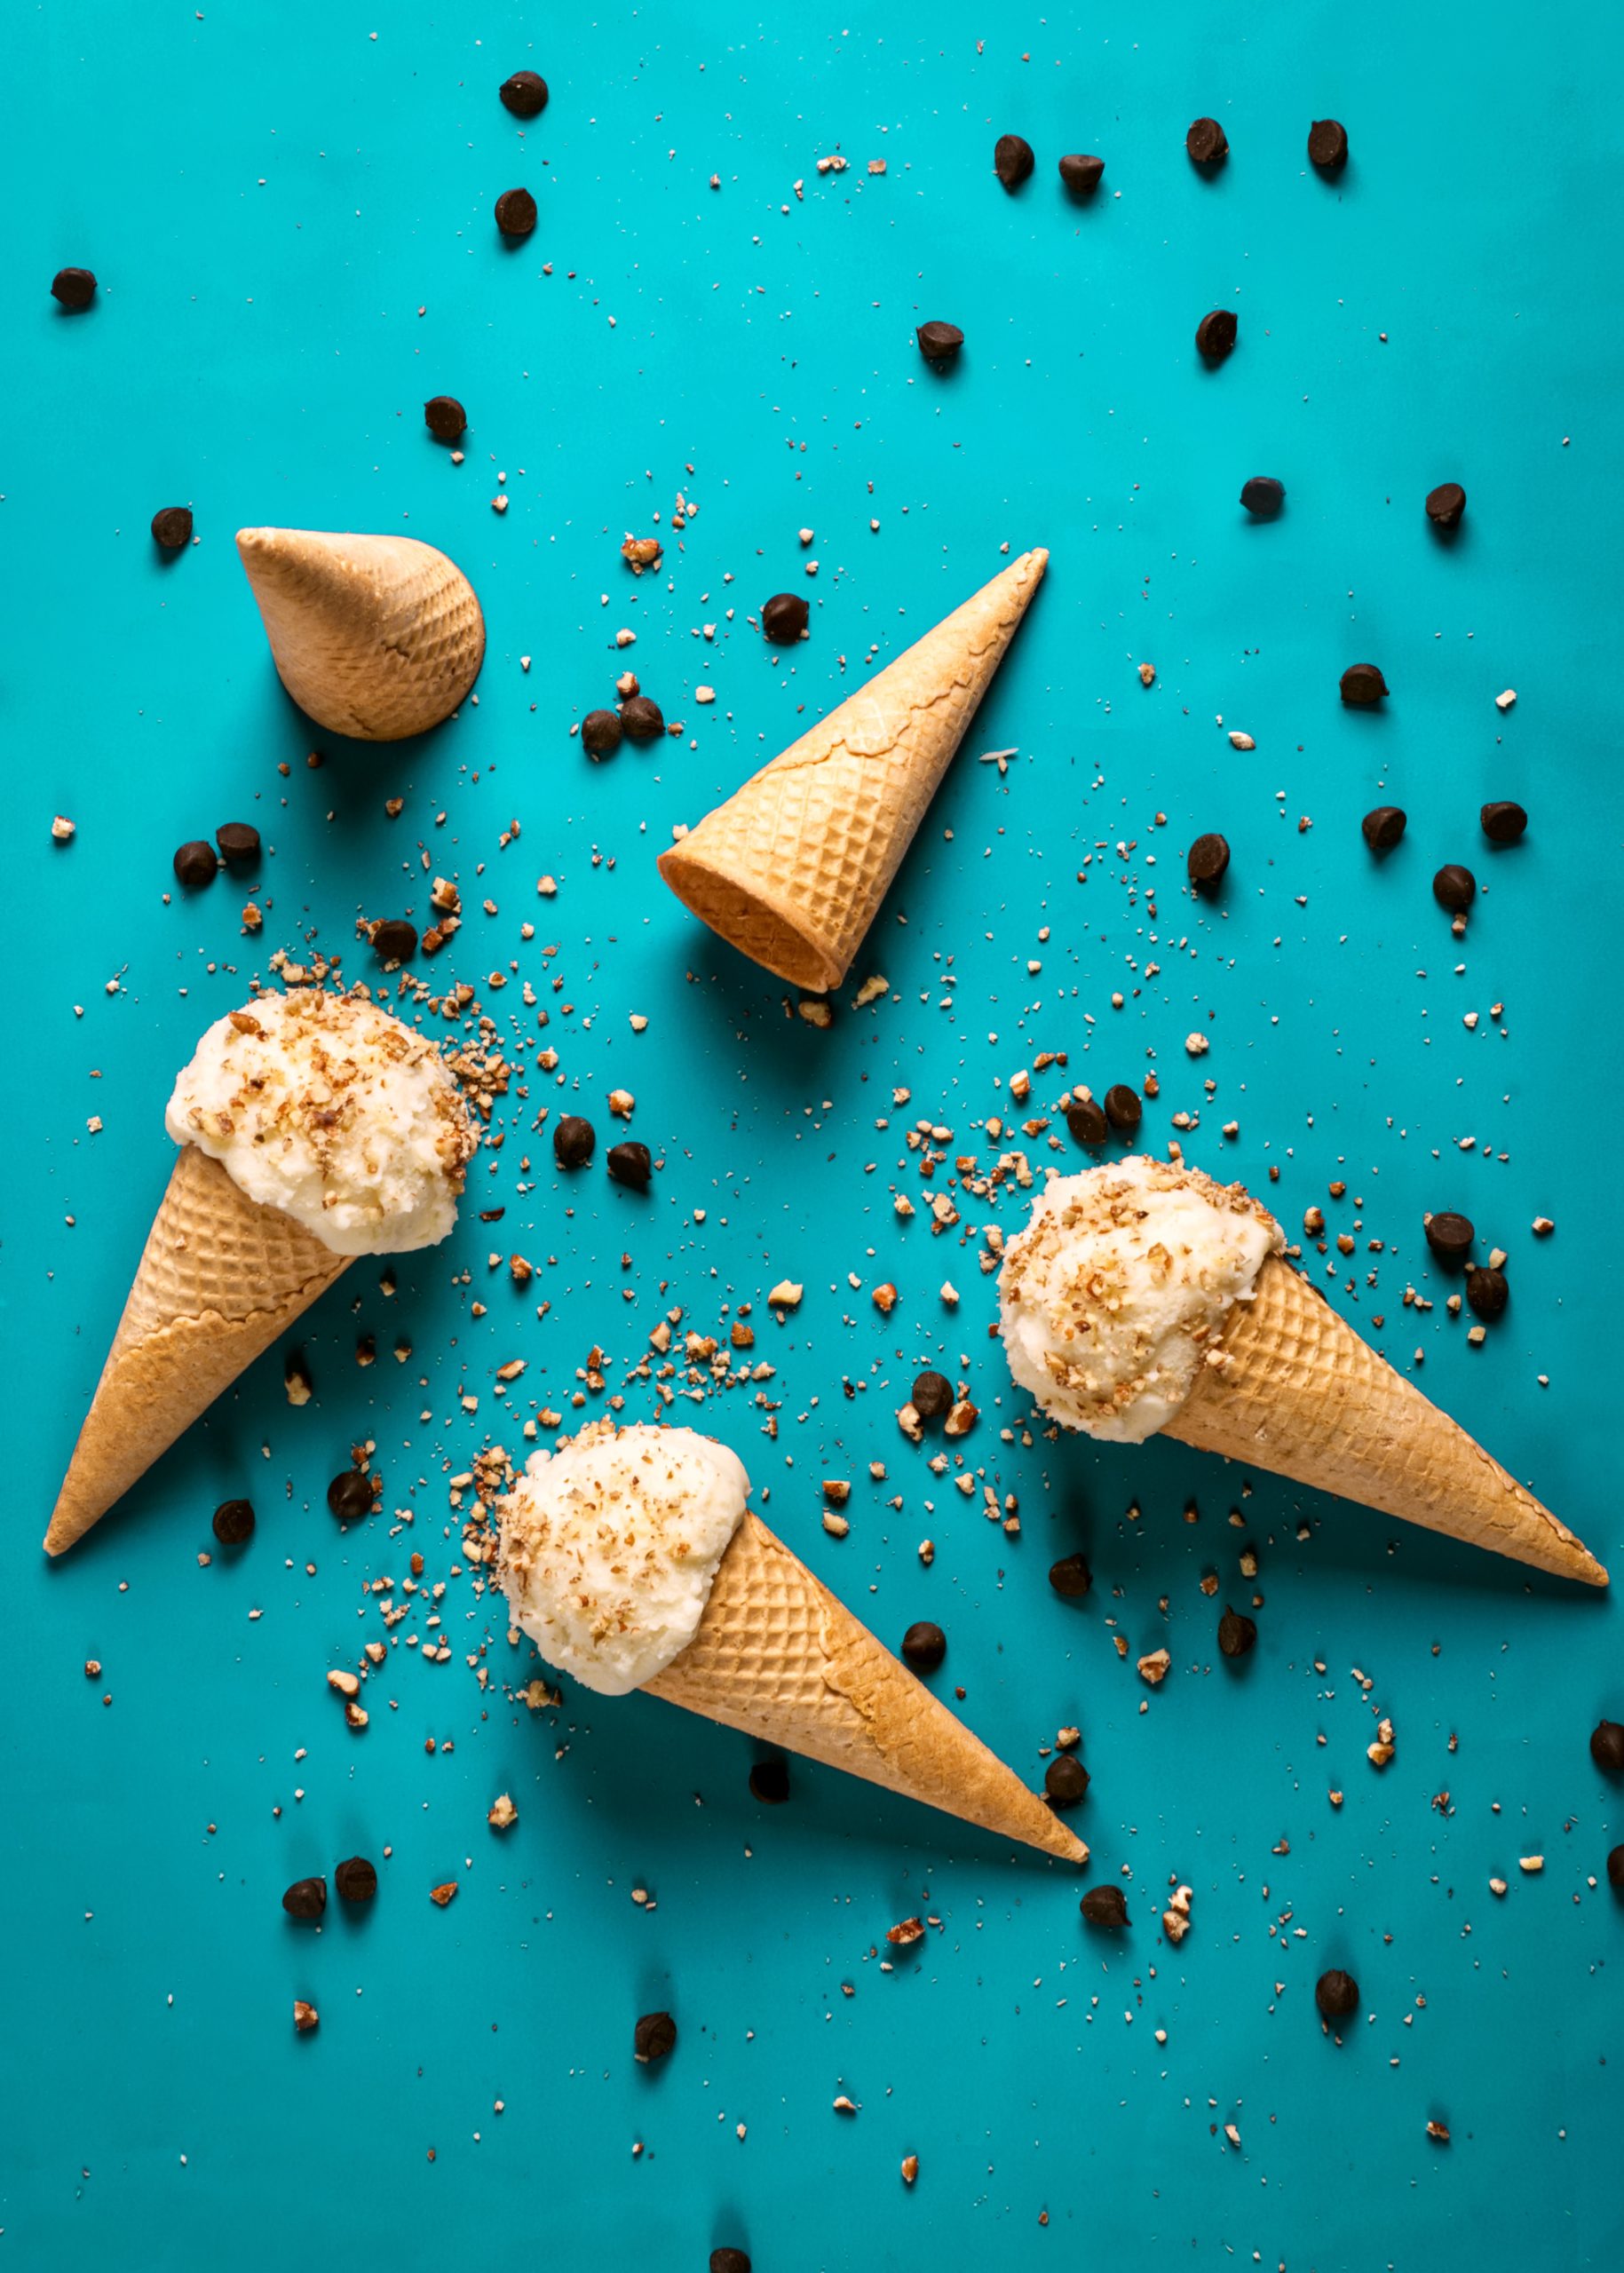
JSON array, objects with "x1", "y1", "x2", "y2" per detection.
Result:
[
  {"x1": 1188, "y1": 832, "x2": 1231, "y2": 890},
  {"x1": 1431, "y1": 862, "x2": 1476, "y2": 915},
  {"x1": 1465, "y1": 1265, "x2": 1509, "y2": 1322},
  {"x1": 1340, "y1": 662, "x2": 1389, "y2": 706},
  {"x1": 1610, "y1": 1844, "x2": 1624, "y2": 1889},
  {"x1": 620, "y1": 694, "x2": 665, "y2": 741},
  {"x1": 282, "y1": 1876, "x2": 327, "y2": 1921},
  {"x1": 1218, "y1": 1605, "x2": 1257, "y2": 1658},
  {"x1": 994, "y1": 133, "x2": 1035, "y2": 190},
  {"x1": 51, "y1": 266, "x2": 97, "y2": 310},
  {"x1": 911, "y1": 1369, "x2": 954, "y2": 1420},
  {"x1": 1058, "y1": 153, "x2": 1105, "y2": 194},
  {"x1": 553, "y1": 1114, "x2": 596, "y2": 1168},
  {"x1": 761, "y1": 590, "x2": 810, "y2": 643},
  {"x1": 606, "y1": 1140, "x2": 652, "y2": 1190},
  {"x1": 1185, "y1": 117, "x2": 1228, "y2": 166},
  {"x1": 581, "y1": 707, "x2": 623, "y2": 757},
  {"x1": 1103, "y1": 1083, "x2": 1142, "y2": 1135},
  {"x1": 634, "y1": 2010, "x2": 677, "y2": 2063},
  {"x1": 1422, "y1": 1211, "x2": 1474, "y2": 1265},
  {"x1": 1590, "y1": 1719, "x2": 1624, "y2": 1773},
  {"x1": 1425, "y1": 481, "x2": 1466, "y2": 529},
  {"x1": 499, "y1": 70, "x2": 549, "y2": 118},
  {"x1": 1066, "y1": 1097, "x2": 1109, "y2": 1149},
  {"x1": 151, "y1": 506, "x2": 193, "y2": 550},
  {"x1": 495, "y1": 186, "x2": 538, "y2": 237},
  {"x1": 1081, "y1": 1885, "x2": 1129, "y2": 1928},
  {"x1": 1048, "y1": 1552, "x2": 1092, "y2": 1600},
  {"x1": 335, "y1": 1855, "x2": 378, "y2": 1903},
  {"x1": 326, "y1": 1469, "x2": 374, "y2": 1523},
  {"x1": 710, "y1": 2253, "x2": 752, "y2": 2273},
  {"x1": 371, "y1": 918, "x2": 418, "y2": 963},
  {"x1": 1307, "y1": 118, "x2": 1349, "y2": 171},
  {"x1": 1195, "y1": 308, "x2": 1238, "y2": 361},
  {"x1": 424, "y1": 395, "x2": 467, "y2": 441},
  {"x1": 212, "y1": 1497, "x2": 256, "y2": 1546},
  {"x1": 916, "y1": 319, "x2": 964, "y2": 363},
  {"x1": 1480, "y1": 800, "x2": 1526, "y2": 844},
  {"x1": 900, "y1": 1620, "x2": 947, "y2": 1673},
  {"x1": 1045, "y1": 1754, "x2": 1090, "y2": 1808},
  {"x1": 1240, "y1": 476, "x2": 1285, "y2": 517},
  {"x1": 1361, "y1": 805, "x2": 1406, "y2": 852},
  {"x1": 749, "y1": 1757, "x2": 789, "y2": 1805},
  {"x1": 215, "y1": 821, "x2": 261, "y2": 866},
  {"x1": 172, "y1": 839, "x2": 218, "y2": 889},
  {"x1": 1315, "y1": 1968, "x2": 1359, "y2": 2021}
]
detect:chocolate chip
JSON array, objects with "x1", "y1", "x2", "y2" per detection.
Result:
[
  {"x1": 212, "y1": 1497, "x2": 255, "y2": 1546},
  {"x1": 1480, "y1": 800, "x2": 1527, "y2": 844},
  {"x1": 581, "y1": 707, "x2": 623, "y2": 757},
  {"x1": 51, "y1": 266, "x2": 97, "y2": 310},
  {"x1": 371, "y1": 918, "x2": 418, "y2": 963},
  {"x1": 1361, "y1": 804, "x2": 1406, "y2": 852},
  {"x1": 900, "y1": 1620, "x2": 947, "y2": 1673},
  {"x1": 1185, "y1": 117, "x2": 1228, "y2": 166},
  {"x1": 1465, "y1": 1265, "x2": 1509, "y2": 1322},
  {"x1": 910, "y1": 1369, "x2": 954, "y2": 1420},
  {"x1": 1240, "y1": 476, "x2": 1285, "y2": 517},
  {"x1": 499, "y1": 69, "x2": 549, "y2": 118},
  {"x1": 1045, "y1": 1754, "x2": 1090, "y2": 1808},
  {"x1": 282, "y1": 1876, "x2": 327, "y2": 1921},
  {"x1": 1187, "y1": 832, "x2": 1231, "y2": 890},
  {"x1": 1080, "y1": 1885, "x2": 1128, "y2": 1928},
  {"x1": 424, "y1": 395, "x2": 467, "y2": 441},
  {"x1": 335, "y1": 1856, "x2": 378, "y2": 1903},
  {"x1": 1217, "y1": 1605, "x2": 1257, "y2": 1658},
  {"x1": 1610, "y1": 1845, "x2": 1624, "y2": 1889},
  {"x1": 620, "y1": 694, "x2": 664, "y2": 741},
  {"x1": 762, "y1": 590, "x2": 810, "y2": 642},
  {"x1": 634, "y1": 2010, "x2": 677, "y2": 2063},
  {"x1": 1195, "y1": 308, "x2": 1238, "y2": 361},
  {"x1": 994, "y1": 133, "x2": 1035, "y2": 190},
  {"x1": 749, "y1": 1757, "x2": 789, "y2": 1805},
  {"x1": 172, "y1": 839, "x2": 218, "y2": 889},
  {"x1": 1066, "y1": 1097, "x2": 1109, "y2": 1148},
  {"x1": 709, "y1": 2253, "x2": 752, "y2": 2273},
  {"x1": 1104, "y1": 1084, "x2": 1142, "y2": 1135},
  {"x1": 495, "y1": 186, "x2": 537, "y2": 236},
  {"x1": 326, "y1": 1469, "x2": 374, "y2": 1523},
  {"x1": 607, "y1": 1140, "x2": 652, "y2": 1190},
  {"x1": 215, "y1": 821, "x2": 261, "y2": 866},
  {"x1": 1340, "y1": 662, "x2": 1389, "y2": 706},
  {"x1": 1307, "y1": 118, "x2": 1349, "y2": 171},
  {"x1": 1315, "y1": 1968, "x2": 1359, "y2": 2021},
  {"x1": 1048, "y1": 1552, "x2": 1092, "y2": 1600},
  {"x1": 151, "y1": 506, "x2": 193, "y2": 550},
  {"x1": 1058, "y1": 153, "x2": 1105, "y2": 194},
  {"x1": 1422, "y1": 1211, "x2": 1474, "y2": 1265},
  {"x1": 1425, "y1": 481, "x2": 1466, "y2": 529},
  {"x1": 553, "y1": 1115, "x2": 596, "y2": 1168},
  {"x1": 1431, "y1": 862, "x2": 1476, "y2": 914},
  {"x1": 916, "y1": 319, "x2": 964, "y2": 364},
  {"x1": 1590, "y1": 1719, "x2": 1624, "y2": 1773}
]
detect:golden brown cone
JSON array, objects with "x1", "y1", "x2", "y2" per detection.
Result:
[
  {"x1": 645, "y1": 1511, "x2": 1086, "y2": 1861},
  {"x1": 1166, "y1": 1256, "x2": 1605, "y2": 1585},
  {"x1": 235, "y1": 527, "x2": 485, "y2": 741},
  {"x1": 46, "y1": 1146, "x2": 349, "y2": 1556},
  {"x1": 658, "y1": 549, "x2": 1048, "y2": 991}
]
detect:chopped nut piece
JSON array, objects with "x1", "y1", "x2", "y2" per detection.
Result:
[
  {"x1": 487, "y1": 1794, "x2": 519, "y2": 1831},
  {"x1": 1137, "y1": 1649, "x2": 1172, "y2": 1686},
  {"x1": 293, "y1": 2000, "x2": 319, "y2": 2033},
  {"x1": 767, "y1": 1279, "x2": 803, "y2": 1310},
  {"x1": 429, "y1": 1881, "x2": 459, "y2": 1906},
  {"x1": 886, "y1": 1917, "x2": 925, "y2": 1946},
  {"x1": 326, "y1": 1668, "x2": 360, "y2": 1699}
]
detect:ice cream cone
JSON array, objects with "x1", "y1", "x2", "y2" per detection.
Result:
[
  {"x1": 46, "y1": 1145, "x2": 350, "y2": 1556},
  {"x1": 658, "y1": 549, "x2": 1048, "y2": 992},
  {"x1": 1165, "y1": 1256, "x2": 1605, "y2": 1585},
  {"x1": 236, "y1": 527, "x2": 485, "y2": 741},
  {"x1": 644, "y1": 1510, "x2": 1086, "y2": 1861}
]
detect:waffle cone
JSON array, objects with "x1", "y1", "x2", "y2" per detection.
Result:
[
  {"x1": 46, "y1": 1146, "x2": 350, "y2": 1556},
  {"x1": 1165, "y1": 1256, "x2": 1605, "y2": 1585},
  {"x1": 658, "y1": 549, "x2": 1048, "y2": 991},
  {"x1": 236, "y1": 527, "x2": 485, "y2": 741},
  {"x1": 644, "y1": 1511, "x2": 1085, "y2": 1861}
]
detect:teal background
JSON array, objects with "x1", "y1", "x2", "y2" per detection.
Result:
[{"x1": 5, "y1": 2, "x2": 1623, "y2": 2266}]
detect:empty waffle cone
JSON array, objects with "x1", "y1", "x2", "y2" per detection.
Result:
[
  {"x1": 46, "y1": 1145, "x2": 350, "y2": 1556},
  {"x1": 236, "y1": 527, "x2": 485, "y2": 741},
  {"x1": 1165, "y1": 1256, "x2": 1605, "y2": 1585},
  {"x1": 645, "y1": 1510, "x2": 1086, "y2": 1861},
  {"x1": 658, "y1": 549, "x2": 1048, "y2": 991}
]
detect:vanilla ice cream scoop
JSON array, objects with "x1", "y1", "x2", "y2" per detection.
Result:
[
  {"x1": 998, "y1": 1156, "x2": 1282, "y2": 1441},
  {"x1": 498, "y1": 1422, "x2": 751, "y2": 1694},
  {"x1": 165, "y1": 987, "x2": 476, "y2": 1255}
]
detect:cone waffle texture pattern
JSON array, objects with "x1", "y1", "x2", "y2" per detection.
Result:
[
  {"x1": 645, "y1": 1511, "x2": 1086, "y2": 1859},
  {"x1": 658, "y1": 549, "x2": 1047, "y2": 991},
  {"x1": 1166, "y1": 1256, "x2": 1605, "y2": 1584},
  {"x1": 46, "y1": 1145, "x2": 350, "y2": 1555},
  {"x1": 236, "y1": 527, "x2": 485, "y2": 741}
]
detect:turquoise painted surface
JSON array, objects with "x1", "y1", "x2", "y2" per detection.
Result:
[{"x1": 5, "y1": 3, "x2": 1623, "y2": 2266}]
